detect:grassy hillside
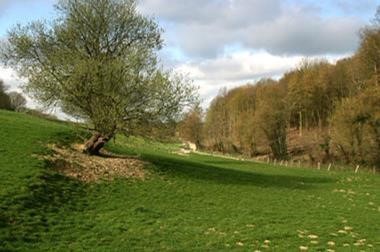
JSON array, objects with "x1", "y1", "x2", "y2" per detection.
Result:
[{"x1": 0, "y1": 110, "x2": 379, "y2": 251}]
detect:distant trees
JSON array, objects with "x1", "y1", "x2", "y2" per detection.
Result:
[
  {"x1": 357, "y1": 29, "x2": 380, "y2": 85},
  {"x1": 2, "y1": 0, "x2": 197, "y2": 155},
  {"x1": 357, "y1": 7, "x2": 380, "y2": 86},
  {"x1": 0, "y1": 80, "x2": 11, "y2": 110},
  {"x1": 331, "y1": 86, "x2": 380, "y2": 166},
  {"x1": 203, "y1": 79, "x2": 288, "y2": 158},
  {"x1": 177, "y1": 104, "x2": 203, "y2": 149},
  {"x1": 8, "y1": 91, "x2": 26, "y2": 111},
  {"x1": 203, "y1": 89, "x2": 230, "y2": 152},
  {"x1": 198, "y1": 6, "x2": 380, "y2": 167},
  {"x1": 228, "y1": 85, "x2": 258, "y2": 156},
  {"x1": 327, "y1": 9, "x2": 380, "y2": 167},
  {"x1": 0, "y1": 80, "x2": 26, "y2": 111},
  {"x1": 286, "y1": 59, "x2": 336, "y2": 132},
  {"x1": 254, "y1": 81, "x2": 288, "y2": 160},
  {"x1": 202, "y1": 87, "x2": 258, "y2": 154}
]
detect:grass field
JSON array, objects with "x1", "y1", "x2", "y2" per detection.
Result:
[{"x1": 0, "y1": 109, "x2": 379, "y2": 251}]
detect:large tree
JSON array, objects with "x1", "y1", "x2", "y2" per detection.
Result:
[{"x1": 1, "y1": 0, "x2": 196, "y2": 155}]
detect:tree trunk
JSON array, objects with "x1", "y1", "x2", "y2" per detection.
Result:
[
  {"x1": 84, "y1": 132, "x2": 112, "y2": 155},
  {"x1": 299, "y1": 111, "x2": 303, "y2": 136},
  {"x1": 375, "y1": 63, "x2": 378, "y2": 86}
]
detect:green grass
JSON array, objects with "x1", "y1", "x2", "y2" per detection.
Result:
[{"x1": 0, "y1": 109, "x2": 379, "y2": 251}]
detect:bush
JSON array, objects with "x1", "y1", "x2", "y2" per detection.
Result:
[{"x1": 0, "y1": 80, "x2": 11, "y2": 110}]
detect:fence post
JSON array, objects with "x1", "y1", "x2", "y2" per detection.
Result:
[
  {"x1": 317, "y1": 162, "x2": 321, "y2": 170},
  {"x1": 355, "y1": 165, "x2": 360, "y2": 173},
  {"x1": 327, "y1": 163, "x2": 332, "y2": 171}
]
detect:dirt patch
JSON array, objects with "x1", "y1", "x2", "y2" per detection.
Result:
[{"x1": 45, "y1": 144, "x2": 149, "y2": 182}]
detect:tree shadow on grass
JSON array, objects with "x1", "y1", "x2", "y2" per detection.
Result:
[
  {"x1": 204, "y1": 160, "x2": 256, "y2": 165},
  {"x1": 0, "y1": 161, "x2": 88, "y2": 250},
  {"x1": 142, "y1": 153, "x2": 335, "y2": 189}
]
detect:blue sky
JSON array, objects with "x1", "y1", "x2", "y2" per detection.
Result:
[
  {"x1": 0, "y1": 0, "x2": 55, "y2": 37},
  {"x1": 0, "y1": 0, "x2": 379, "y2": 113}
]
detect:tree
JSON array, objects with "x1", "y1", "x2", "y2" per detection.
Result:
[
  {"x1": 8, "y1": 91, "x2": 26, "y2": 111},
  {"x1": 203, "y1": 89, "x2": 230, "y2": 152},
  {"x1": 254, "y1": 80, "x2": 289, "y2": 160},
  {"x1": 0, "y1": 80, "x2": 11, "y2": 110},
  {"x1": 177, "y1": 104, "x2": 203, "y2": 149},
  {"x1": 286, "y1": 59, "x2": 335, "y2": 132},
  {"x1": 224, "y1": 85, "x2": 258, "y2": 156},
  {"x1": 331, "y1": 86, "x2": 380, "y2": 166},
  {"x1": 357, "y1": 28, "x2": 380, "y2": 86},
  {"x1": 1, "y1": 0, "x2": 196, "y2": 155},
  {"x1": 330, "y1": 58, "x2": 356, "y2": 98}
]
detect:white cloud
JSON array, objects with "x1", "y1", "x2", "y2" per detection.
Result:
[
  {"x1": 139, "y1": 0, "x2": 282, "y2": 26},
  {"x1": 139, "y1": 0, "x2": 367, "y2": 107},
  {"x1": 0, "y1": 65, "x2": 38, "y2": 108},
  {"x1": 175, "y1": 50, "x2": 347, "y2": 107},
  {"x1": 139, "y1": 0, "x2": 367, "y2": 58},
  {"x1": 0, "y1": 65, "x2": 23, "y2": 91}
]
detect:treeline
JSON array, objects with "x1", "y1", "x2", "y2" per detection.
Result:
[{"x1": 178, "y1": 9, "x2": 380, "y2": 168}]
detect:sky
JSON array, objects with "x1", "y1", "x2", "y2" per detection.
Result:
[{"x1": 0, "y1": 0, "x2": 379, "y2": 115}]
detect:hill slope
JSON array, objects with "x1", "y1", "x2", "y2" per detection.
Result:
[{"x1": 0, "y1": 110, "x2": 379, "y2": 251}]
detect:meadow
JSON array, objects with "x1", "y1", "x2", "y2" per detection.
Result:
[{"x1": 0, "y1": 109, "x2": 379, "y2": 251}]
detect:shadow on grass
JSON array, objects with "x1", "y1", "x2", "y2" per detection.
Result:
[
  {"x1": 0, "y1": 161, "x2": 88, "y2": 249},
  {"x1": 142, "y1": 153, "x2": 334, "y2": 189},
  {"x1": 204, "y1": 160, "x2": 254, "y2": 165}
]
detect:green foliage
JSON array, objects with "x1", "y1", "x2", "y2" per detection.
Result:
[
  {"x1": 1, "y1": 110, "x2": 379, "y2": 250},
  {"x1": 1, "y1": 0, "x2": 196, "y2": 139}
]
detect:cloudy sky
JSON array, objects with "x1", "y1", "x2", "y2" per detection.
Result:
[{"x1": 0, "y1": 0, "x2": 379, "y2": 112}]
